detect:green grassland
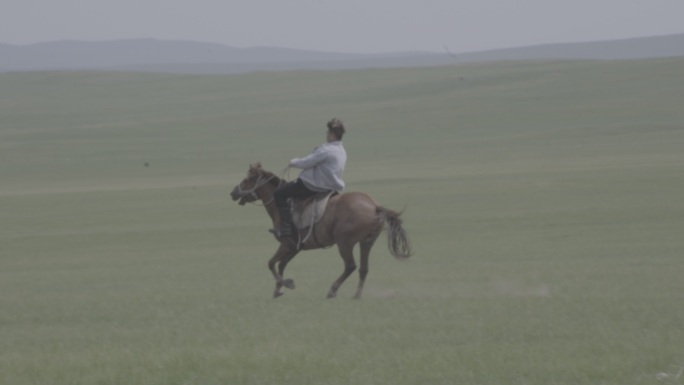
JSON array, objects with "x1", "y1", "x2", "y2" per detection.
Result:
[{"x1": 1, "y1": 59, "x2": 684, "y2": 384}]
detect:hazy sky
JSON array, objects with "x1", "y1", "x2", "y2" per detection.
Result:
[{"x1": 2, "y1": 0, "x2": 684, "y2": 53}]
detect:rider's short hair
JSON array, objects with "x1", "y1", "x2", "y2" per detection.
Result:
[{"x1": 327, "y1": 118, "x2": 345, "y2": 140}]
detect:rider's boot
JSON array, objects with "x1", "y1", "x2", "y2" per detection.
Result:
[{"x1": 269, "y1": 207, "x2": 294, "y2": 238}]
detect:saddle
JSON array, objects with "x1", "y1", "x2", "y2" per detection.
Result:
[{"x1": 290, "y1": 191, "x2": 337, "y2": 230}]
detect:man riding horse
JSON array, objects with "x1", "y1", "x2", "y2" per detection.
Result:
[
  {"x1": 231, "y1": 119, "x2": 410, "y2": 298},
  {"x1": 272, "y1": 118, "x2": 347, "y2": 238}
]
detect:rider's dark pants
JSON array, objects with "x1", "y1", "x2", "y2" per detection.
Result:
[{"x1": 274, "y1": 179, "x2": 318, "y2": 210}]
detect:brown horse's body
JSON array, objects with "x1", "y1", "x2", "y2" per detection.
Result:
[{"x1": 231, "y1": 163, "x2": 411, "y2": 298}]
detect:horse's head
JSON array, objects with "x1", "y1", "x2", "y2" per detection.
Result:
[{"x1": 230, "y1": 163, "x2": 266, "y2": 205}]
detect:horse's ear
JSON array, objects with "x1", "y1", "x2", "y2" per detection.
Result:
[{"x1": 248, "y1": 162, "x2": 262, "y2": 176}]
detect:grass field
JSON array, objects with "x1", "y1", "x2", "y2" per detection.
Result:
[{"x1": 1, "y1": 59, "x2": 684, "y2": 384}]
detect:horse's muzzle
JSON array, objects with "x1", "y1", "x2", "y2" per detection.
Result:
[{"x1": 230, "y1": 186, "x2": 244, "y2": 204}]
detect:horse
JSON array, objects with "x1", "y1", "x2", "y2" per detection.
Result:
[{"x1": 230, "y1": 163, "x2": 412, "y2": 299}]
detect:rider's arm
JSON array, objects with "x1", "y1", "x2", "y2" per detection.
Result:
[{"x1": 289, "y1": 146, "x2": 328, "y2": 169}]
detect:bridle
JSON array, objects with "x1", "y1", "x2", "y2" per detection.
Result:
[{"x1": 235, "y1": 173, "x2": 281, "y2": 206}]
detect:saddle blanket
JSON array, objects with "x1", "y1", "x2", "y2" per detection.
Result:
[{"x1": 291, "y1": 191, "x2": 335, "y2": 230}]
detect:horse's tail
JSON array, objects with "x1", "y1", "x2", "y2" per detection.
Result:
[{"x1": 376, "y1": 207, "x2": 412, "y2": 260}]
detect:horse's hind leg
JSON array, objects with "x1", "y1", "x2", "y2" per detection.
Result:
[
  {"x1": 354, "y1": 233, "x2": 380, "y2": 299},
  {"x1": 268, "y1": 243, "x2": 299, "y2": 298},
  {"x1": 327, "y1": 242, "x2": 357, "y2": 299}
]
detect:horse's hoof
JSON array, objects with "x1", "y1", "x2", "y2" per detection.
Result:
[
  {"x1": 283, "y1": 279, "x2": 295, "y2": 290},
  {"x1": 273, "y1": 291, "x2": 284, "y2": 299},
  {"x1": 326, "y1": 292, "x2": 337, "y2": 299}
]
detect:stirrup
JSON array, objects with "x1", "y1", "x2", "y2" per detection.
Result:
[
  {"x1": 268, "y1": 227, "x2": 292, "y2": 238},
  {"x1": 268, "y1": 228, "x2": 279, "y2": 236}
]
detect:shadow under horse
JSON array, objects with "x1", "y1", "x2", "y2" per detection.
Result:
[{"x1": 231, "y1": 163, "x2": 412, "y2": 299}]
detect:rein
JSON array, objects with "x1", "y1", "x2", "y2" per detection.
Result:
[
  {"x1": 236, "y1": 167, "x2": 290, "y2": 206},
  {"x1": 236, "y1": 174, "x2": 276, "y2": 206}
]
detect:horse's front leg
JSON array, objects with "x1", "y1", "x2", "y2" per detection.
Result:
[{"x1": 268, "y1": 243, "x2": 299, "y2": 298}]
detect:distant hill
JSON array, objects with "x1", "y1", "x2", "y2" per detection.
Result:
[
  {"x1": 1, "y1": 33, "x2": 683, "y2": 74},
  {"x1": 452, "y1": 33, "x2": 684, "y2": 63}
]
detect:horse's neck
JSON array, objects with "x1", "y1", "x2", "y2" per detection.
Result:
[{"x1": 258, "y1": 183, "x2": 278, "y2": 224}]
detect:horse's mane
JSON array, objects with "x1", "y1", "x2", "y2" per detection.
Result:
[
  {"x1": 250, "y1": 162, "x2": 284, "y2": 187},
  {"x1": 261, "y1": 170, "x2": 283, "y2": 187}
]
